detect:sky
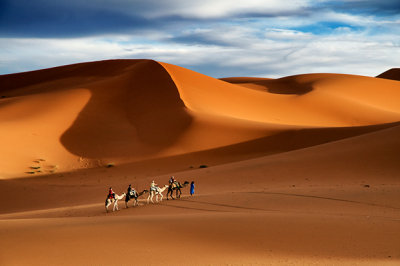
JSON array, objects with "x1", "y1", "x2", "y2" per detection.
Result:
[{"x1": 1, "y1": 0, "x2": 399, "y2": 78}]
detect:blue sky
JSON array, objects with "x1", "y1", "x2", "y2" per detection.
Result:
[{"x1": 1, "y1": 0, "x2": 399, "y2": 78}]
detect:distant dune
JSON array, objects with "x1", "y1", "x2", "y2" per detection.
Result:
[
  {"x1": 376, "y1": 68, "x2": 400, "y2": 81},
  {"x1": 1, "y1": 60, "x2": 399, "y2": 265}
]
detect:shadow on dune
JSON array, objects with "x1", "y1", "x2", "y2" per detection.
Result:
[
  {"x1": 0, "y1": 60, "x2": 138, "y2": 93},
  {"x1": 376, "y1": 68, "x2": 400, "y2": 81},
  {"x1": 180, "y1": 198, "x2": 272, "y2": 212},
  {"x1": 265, "y1": 77, "x2": 313, "y2": 95},
  {"x1": 257, "y1": 77, "x2": 314, "y2": 95},
  {"x1": 62, "y1": 115, "x2": 400, "y2": 170},
  {"x1": 161, "y1": 121, "x2": 400, "y2": 166},
  {"x1": 222, "y1": 76, "x2": 314, "y2": 95},
  {"x1": 59, "y1": 60, "x2": 193, "y2": 158},
  {"x1": 247, "y1": 191, "x2": 400, "y2": 210},
  {"x1": 57, "y1": 120, "x2": 400, "y2": 180},
  {"x1": 160, "y1": 203, "x2": 230, "y2": 213}
]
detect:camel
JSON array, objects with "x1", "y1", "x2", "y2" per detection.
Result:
[
  {"x1": 125, "y1": 189, "x2": 148, "y2": 208},
  {"x1": 147, "y1": 185, "x2": 168, "y2": 204},
  {"x1": 105, "y1": 193, "x2": 126, "y2": 212},
  {"x1": 166, "y1": 181, "x2": 189, "y2": 200}
]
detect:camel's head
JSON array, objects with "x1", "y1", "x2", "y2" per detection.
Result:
[
  {"x1": 184, "y1": 181, "x2": 189, "y2": 185},
  {"x1": 164, "y1": 185, "x2": 169, "y2": 188}
]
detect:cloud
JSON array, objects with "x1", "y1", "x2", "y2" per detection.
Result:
[
  {"x1": 0, "y1": 0, "x2": 318, "y2": 38},
  {"x1": 137, "y1": 0, "x2": 312, "y2": 19},
  {"x1": 0, "y1": 0, "x2": 160, "y2": 37},
  {"x1": 1, "y1": 0, "x2": 399, "y2": 39},
  {"x1": 0, "y1": 1, "x2": 399, "y2": 78},
  {"x1": 2, "y1": 22, "x2": 399, "y2": 79},
  {"x1": 264, "y1": 29, "x2": 313, "y2": 40},
  {"x1": 317, "y1": 0, "x2": 400, "y2": 15},
  {"x1": 168, "y1": 25, "x2": 260, "y2": 47}
]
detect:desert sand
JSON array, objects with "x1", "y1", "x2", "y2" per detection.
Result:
[{"x1": 0, "y1": 59, "x2": 399, "y2": 265}]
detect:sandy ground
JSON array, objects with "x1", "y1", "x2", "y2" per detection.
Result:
[{"x1": 0, "y1": 59, "x2": 399, "y2": 265}]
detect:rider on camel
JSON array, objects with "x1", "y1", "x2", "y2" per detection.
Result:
[
  {"x1": 171, "y1": 176, "x2": 179, "y2": 187},
  {"x1": 127, "y1": 184, "x2": 136, "y2": 197},
  {"x1": 108, "y1": 187, "x2": 115, "y2": 199},
  {"x1": 150, "y1": 180, "x2": 158, "y2": 192}
]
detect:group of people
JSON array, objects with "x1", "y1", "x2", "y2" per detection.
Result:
[{"x1": 107, "y1": 176, "x2": 195, "y2": 199}]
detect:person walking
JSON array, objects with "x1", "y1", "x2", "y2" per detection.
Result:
[{"x1": 190, "y1": 181, "x2": 195, "y2": 196}]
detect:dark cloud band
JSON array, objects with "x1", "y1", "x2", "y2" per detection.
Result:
[{"x1": 2, "y1": 0, "x2": 399, "y2": 38}]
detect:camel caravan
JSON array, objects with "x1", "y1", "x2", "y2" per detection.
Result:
[{"x1": 105, "y1": 176, "x2": 194, "y2": 212}]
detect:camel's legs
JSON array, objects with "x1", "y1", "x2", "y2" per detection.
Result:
[
  {"x1": 105, "y1": 200, "x2": 110, "y2": 213},
  {"x1": 168, "y1": 189, "x2": 174, "y2": 200},
  {"x1": 147, "y1": 192, "x2": 154, "y2": 204},
  {"x1": 113, "y1": 199, "x2": 119, "y2": 211}
]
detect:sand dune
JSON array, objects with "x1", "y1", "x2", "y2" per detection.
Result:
[
  {"x1": 1, "y1": 59, "x2": 400, "y2": 178},
  {"x1": 377, "y1": 68, "x2": 400, "y2": 81},
  {"x1": 220, "y1": 73, "x2": 400, "y2": 122},
  {"x1": 165, "y1": 63, "x2": 400, "y2": 125},
  {"x1": 0, "y1": 59, "x2": 399, "y2": 265}
]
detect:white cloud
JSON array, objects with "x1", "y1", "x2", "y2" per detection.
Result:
[
  {"x1": 1, "y1": 2, "x2": 400, "y2": 79},
  {"x1": 3, "y1": 26, "x2": 398, "y2": 79},
  {"x1": 145, "y1": 0, "x2": 312, "y2": 18},
  {"x1": 0, "y1": 37, "x2": 132, "y2": 73},
  {"x1": 71, "y1": 0, "x2": 314, "y2": 19},
  {"x1": 264, "y1": 29, "x2": 313, "y2": 40}
]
